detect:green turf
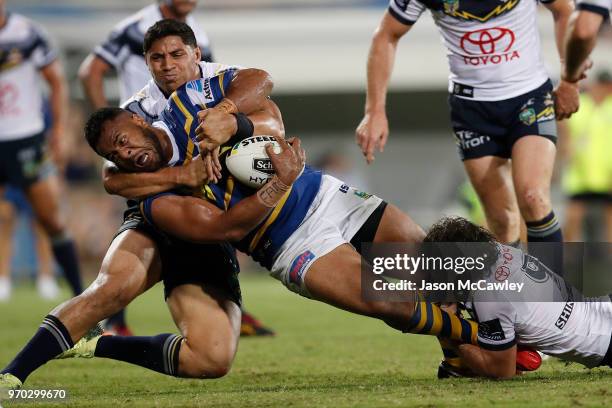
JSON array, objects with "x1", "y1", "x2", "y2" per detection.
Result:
[{"x1": 1, "y1": 274, "x2": 610, "y2": 407}]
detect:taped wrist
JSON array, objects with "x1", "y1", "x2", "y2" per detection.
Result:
[
  {"x1": 256, "y1": 176, "x2": 290, "y2": 207},
  {"x1": 228, "y1": 113, "x2": 254, "y2": 146}
]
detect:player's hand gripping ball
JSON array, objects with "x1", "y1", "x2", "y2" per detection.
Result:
[{"x1": 226, "y1": 135, "x2": 281, "y2": 188}]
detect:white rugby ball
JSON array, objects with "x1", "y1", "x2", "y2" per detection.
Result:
[{"x1": 226, "y1": 135, "x2": 281, "y2": 188}]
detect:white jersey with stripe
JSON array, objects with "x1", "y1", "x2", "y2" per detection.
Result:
[
  {"x1": 465, "y1": 245, "x2": 612, "y2": 368},
  {"x1": 121, "y1": 61, "x2": 239, "y2": 123},
  {"x1": 94, "y1": 4, "x2": 213, "y2": 103},
  {"x1": 576, "y1": 0, "x2": 612, "y2": 16},
  {"x1": 0, "y1": 13, "x2": 56, "y2": 141},
  {"x1": 388, "y1": 0, "x2": 551, "y2": 101}
]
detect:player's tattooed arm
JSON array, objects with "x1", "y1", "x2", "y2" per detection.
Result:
[
  {"x1": 456, "y1": 343, "x2": 517, "y2": 379},
  {"x1": 149, "y1": 137, "x2": 305, "y2": 242},
  {"x1": 102, "y1": 157, "x2": 207, "y2": 200}
]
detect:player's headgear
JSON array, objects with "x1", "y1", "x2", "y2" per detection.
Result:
[
  {"x1": 84, "y1": 107, "x2": 127, "y2": 154},
  {"x1": 143, "y1": 19, "x2": 197, "y2": 54}
]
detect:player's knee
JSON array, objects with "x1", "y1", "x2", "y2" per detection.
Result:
[
  {"x1": 517, "y1": 187, "x2": 550, "y2": 217},
  {"x1": 183, "y1": 353, "x2": 233, "y2": 379},
  {"x1": 84, "y1": 278, "x2": 133, "y2": 315},
  {"x1": 37, "y1": 213, "x2": 65, "y2": 237}
]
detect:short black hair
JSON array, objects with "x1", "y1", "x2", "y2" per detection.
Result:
[
  {"x1": 84, "y1": 107, "x2": 126, "y2": 154},
  {"x1": 143, "y1": 19, "x2": 197, "y2": 54}
]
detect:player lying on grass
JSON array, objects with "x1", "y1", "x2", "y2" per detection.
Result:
[{"x1": 424, "y1": 217, "x2": 612, "y2": 379}]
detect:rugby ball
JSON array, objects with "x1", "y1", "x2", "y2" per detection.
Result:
[{"x1": 226, "y1": 135, "x2": 281, "y2": 188}]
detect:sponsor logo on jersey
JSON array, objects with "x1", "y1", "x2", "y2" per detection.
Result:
[
  {"x1": 455, "y1": 130, "x2": 491, "y2": 150},
  {"x1": 519, "y1": 107, "x2": 536, "y2": 126},
  {"x1": 460, "y1": 27, "x2": 520, "y2": 66},
  {"x1": 353, "y1": 190, "x2": 372, "y2": 200},
  {"x1": 446, "y1": 0, "x2": 520, "y2": 22},
  {"x1": 478, "y1": 318, "x2": 506, "y2": 341},
  {"x1": 443, "y1": 0, "x2": 460, "y2": 14},
  {"x1": 252, "y1": 158, "x2": 275, "y2": 175},
  {"x1": 0, "y1": 48, "x2": 24, "y2": 72},
  {"x1": 495, "y1": 265, "x2": 510, "y2": 282},
  {"x1": 555, "y1": 302, "x2": 574, "y2": 329},
  {"x1": 339, "y1": 184, "x2": 349, "y2": 194},
  {"x1": 289, "y1": 250, "x2": 315, "y2": 285},
  {"x1": 521, "y1": 254, "x2": 550, "y2": 282}
]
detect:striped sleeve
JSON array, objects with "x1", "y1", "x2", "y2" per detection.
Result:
[
  {"x1": 182, "y1": 70, "x2": 236, "y2": 109},
  {"x1": 473, "y1": 301, "x2": 517, "y2": 351},
  {"x1": 94, "y1": 27, "x2": 125, "y2": 68},
  {"x1": 388, "y1": 0, "x2": 426, "y2": 25},
  {"x1": 576, "y1": 0, "x2": 611, "y2": 18},
  {"x1": 30, "y1": 24, "x2": 57, "y2": 69}
]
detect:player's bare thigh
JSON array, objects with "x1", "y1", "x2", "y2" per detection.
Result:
[
  {"x1": 51, "y1": 229, "x2": 162, "y2": 341},
  {"x1": 303, "y1": 243, "x2": 415, "y2": 329},
  {"x1": 166, "y1": 283, "x2": 241, "y2": 378},
  {"x1": 463, "y1": 155, "x2": 521, "y2": 242},
  {"x1": 372, "y1": 203, "x2": 425, "y2": 243}
]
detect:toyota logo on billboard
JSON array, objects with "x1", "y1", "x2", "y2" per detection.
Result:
[{"x1": 460, "y1": 27, "x2": 515, "y2": 55}]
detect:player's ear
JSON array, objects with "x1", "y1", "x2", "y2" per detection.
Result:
[
  {"x1": 131, "y1": 113, "x2": 147, "y2": 127},
  {"x1": 193, "y1": 46, "x2": 201, "y2": 62}
]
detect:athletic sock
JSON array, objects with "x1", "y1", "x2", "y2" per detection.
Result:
[
  {"x1": 1, "y1": 315, "x2": 74, "y2": 383},
  {"x1": 50, "y1": 235, "x2": 83, "y2": 295},
  {"x1": 94, "y1": 334, "x2": 183, "y2": 377},
  {"x1": 106, "y1": 309, "x2": 127, "y2": 327},
  {"x1": 438, "y1": 338, "x2": 467, "y2": 369},
  {"x1": 526, "y1": 211, "x2": 564, "y2": 275},
  {"x1": 405, "y1": 298, "x2": 478, "y2": 345}
]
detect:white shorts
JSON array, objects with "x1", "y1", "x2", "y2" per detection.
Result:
[{"x1": 270, "y1": 175, "x2": 383, "y2": 297}]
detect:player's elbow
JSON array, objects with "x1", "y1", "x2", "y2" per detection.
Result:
[{"x1": 571, "y1": 18, "x2": 599, "y2": 42}]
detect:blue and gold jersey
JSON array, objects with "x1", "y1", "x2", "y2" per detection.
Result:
[{"x1": 141, "y1": 74, "x2": 322, "y2": 269}]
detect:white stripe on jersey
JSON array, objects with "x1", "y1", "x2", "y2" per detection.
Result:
[
  {"x1": 388, "y1": 0, "x2": 550, "y2": 101},
  {"x1": 0, "y1": 14, "x2": 56, "y2": 140}
]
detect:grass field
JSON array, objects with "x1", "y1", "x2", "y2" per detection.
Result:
[{"x1": 1, "y1": 274, "x2": 611, "y2": 407}]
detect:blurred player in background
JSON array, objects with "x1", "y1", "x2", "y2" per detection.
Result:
[
  {"x1": 0, "y1": 1, "x2": 82, "y2": 298},
  {"x1": 79, "y1": 1, "x2": 274, "y2": 336},
  {"x1": 356, "y1": 0, "x2": 576, "y2": 378},
  {"x1": 560, "y1": 70, "x2": 612, "y2": 242},
  {"x1": 0, "y1": 187, "x2": 59, "y2": 302},
  {"x1": 563, "y1": 0, "x2": 610, "y2": 83},
  {"x1": 79, "y1": 0, "x2": 213, "y2": 109}
]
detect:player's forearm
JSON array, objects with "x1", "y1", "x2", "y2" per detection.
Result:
[
  {"x1": 365, "y1": 30, "x2": 399, "y2": 114},
  {"x1": 103, "y1": 165, "x2": 186, "y2": 199},
  {"x1": 549, "y1": 1, "x2": 574, "y2": 62},
  {"x1": 457, "y1": 344, "x2": 515, "y2": 379},
  {"x1": 79, "y1": 55, "x2": 109, "y2": 109},
  {"x1": 226, "y1": 68, "x2": 273, "y2": 115},
  {"x1": 563, "y1": 13, "x2": 602, "y2": 81},
  {"x1": 46, "y1": 63, "x2": 68, "y2": 132}
]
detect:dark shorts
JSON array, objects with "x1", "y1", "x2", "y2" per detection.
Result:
[
  {"x1": 0, "y1": 132, "x2": 54, "y2": 188},
  {"x1": 114, "y1": 203, "x2": 242, "y2": 305},
  {"x1": 569, "y1": 193, "x2": 612, "y2": 204},
  {"x1": 449, "y1": 80, "x2": 557, "y2": 161}
]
